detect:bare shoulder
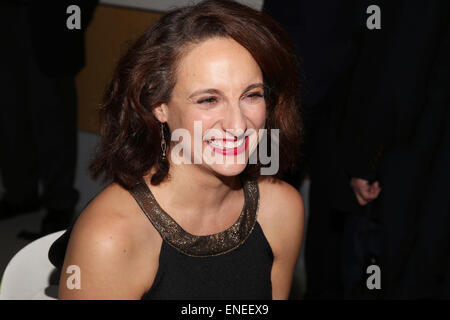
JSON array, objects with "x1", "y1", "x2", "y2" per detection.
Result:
[
  {"x1": 59, "y1": 182, "x2": 161, "y2": 299},
  {"x1": 257, "y1": 177, "x2": 304, "y2": 225},
  {"x1": 70, "y1": 182, "x2": 152, "y2": 248},
  {"x1": 256, "y1": 177, "x2": 305, "y2": 257}
]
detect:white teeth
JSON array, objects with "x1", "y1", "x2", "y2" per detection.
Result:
[{"x1": 208, "y1": 138, "x2": 245, "y2": 149}]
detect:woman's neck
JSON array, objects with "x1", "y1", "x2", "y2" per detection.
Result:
[{"x1": 145, "y1": 161, "x2": 242, "y2": 219}]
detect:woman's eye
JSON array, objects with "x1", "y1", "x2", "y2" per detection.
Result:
[
  {"x1": 245, "y1": 92, "x2": 264, "y2": 102},
  {"x1": 197, "y1": 96, "x2": 218, "y2": 104}
]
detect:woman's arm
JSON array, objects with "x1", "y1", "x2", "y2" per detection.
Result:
[
  {"x1": 258, "y1": 179, "x2": 305, "y2": 300},
  {"x1": 58, "y1": 185, "x2": 156, "y2": 299}
]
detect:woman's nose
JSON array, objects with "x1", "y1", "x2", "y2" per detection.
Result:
[{"x1": 222, "y1": 102, "x2": 246, "y2": 138}]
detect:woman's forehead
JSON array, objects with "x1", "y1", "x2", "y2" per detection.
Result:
[{"x1": 174, "y1": 37, "x2": 263, "y2": 92}]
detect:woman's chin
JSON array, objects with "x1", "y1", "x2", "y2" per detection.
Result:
[{"x1": 207, "y1": 161, "x2": 248, "y2": 177}]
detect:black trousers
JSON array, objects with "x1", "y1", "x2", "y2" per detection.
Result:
[{"x1": 0, "y1": 3, "x2": 79, "y2": 213}]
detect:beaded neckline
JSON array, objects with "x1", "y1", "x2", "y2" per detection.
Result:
[{"x1": 128, "y1": 175, "x2": 260, "y2": 257}]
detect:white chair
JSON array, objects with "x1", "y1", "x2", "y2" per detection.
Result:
[{"x1": 0, "y1": 230, "x2": 66, "y2": 300}]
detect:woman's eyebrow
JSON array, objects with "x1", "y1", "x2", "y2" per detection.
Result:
[
  {"x1": 189, "y1": 88, "x2": 222, "y2": 99},
  {"x1": 243, "y1": 83, "x2": 264, "y2": 93},
  {"x1": 188, "y1": 83, "x2": 264, "y2": 99}
]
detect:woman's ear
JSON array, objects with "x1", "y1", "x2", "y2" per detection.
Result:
[{"x1": 152, "y1": 103, "x2": 169, "y2": 123}]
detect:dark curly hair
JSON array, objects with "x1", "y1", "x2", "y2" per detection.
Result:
[{"x1": 89, "y1": 0, "x2": 303, "y2": 190}]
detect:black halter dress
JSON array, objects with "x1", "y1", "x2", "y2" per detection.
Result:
[{"x1": 49, "y1": 176, "x2": 273, "y2": 300}]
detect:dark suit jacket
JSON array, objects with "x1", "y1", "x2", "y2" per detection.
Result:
[
  {"x1": 264, "y1": 0, "x2": 450, "y2": 298},
  {"x1": 339, "y1": 0, "x2": 450, "y2": 298},
  {"x1": 262, "y1": 0, "x2": 390, "y2": 212},
  {"x1": 262, "y1": 0, "x2": 391, "y2": 298}
]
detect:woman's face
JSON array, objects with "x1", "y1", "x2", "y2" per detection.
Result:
[{"x1": 155, "y1": 37, "x2": 266, "y2": 177}]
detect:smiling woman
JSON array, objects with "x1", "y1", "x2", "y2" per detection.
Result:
[
  {"x1": 49, "y1": 0, "x2": 305, "y2": 300},
  {"x1": 152, "y1": 36, "x2": 267, "y2": 175}
]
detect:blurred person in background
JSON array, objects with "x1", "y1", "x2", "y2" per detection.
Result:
[
  {"x1": 340, "y1": 0, "x2": 450, "y2": 299},
  {"x1": 263, "y1": 0, "x2": 388, "y2": 298},
  {"x1": 264, "y1": 0, "x2": 450, "y2": 299},
  {"x1": 0, "y1": 1, "x2": 98, "y2": 239}
]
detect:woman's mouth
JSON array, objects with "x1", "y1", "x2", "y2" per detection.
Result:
[{"x1": 205, "y1": 136, "x2": 249, "y2": 155}]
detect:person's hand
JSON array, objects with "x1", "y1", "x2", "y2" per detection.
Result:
[{"x1": 350, "y1": 178, "x2": 382, "y2": 206}]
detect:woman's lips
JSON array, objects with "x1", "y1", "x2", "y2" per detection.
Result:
[{"x1": 205, "y1": 136, "x2": 249, "y2": 155}]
